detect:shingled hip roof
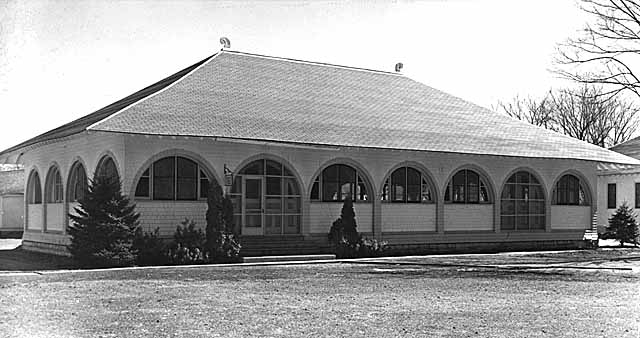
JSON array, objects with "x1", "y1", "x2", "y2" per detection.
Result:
[{"x1": 4, "y1": 50, "x2": 639, "y2": 165}]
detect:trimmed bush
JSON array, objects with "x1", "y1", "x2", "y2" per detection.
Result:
[
  {"x1": 68, "y1": 173, "x2": 140, "y2": 268},
  {"x1": 205, "y1": 179, "x2": 241, "y2": 262},
  {"x1": 133, "y1": 228, "x2": 168, "y2": 266},
  {"x1": 167, "y1": 219, "x2": 207, "y2": 265},
  {"x1": 328, "y1": 197, "x2": 388, "y2": 258}
]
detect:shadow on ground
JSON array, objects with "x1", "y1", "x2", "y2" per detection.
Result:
[{"x1": 0, "y1": 242, "x2": 77, "y2": 271}]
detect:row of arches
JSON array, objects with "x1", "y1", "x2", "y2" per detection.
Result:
[
  {"x1": 25, "y1": 156, "x2": 119, "y2": 232},
  {"x1": 24, "y1": 150, "x2": 593, "y2": 234}
]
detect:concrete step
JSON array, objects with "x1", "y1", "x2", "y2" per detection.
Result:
[{"x1": 242, "y1": 254, "x2": 336, "y2": 263}]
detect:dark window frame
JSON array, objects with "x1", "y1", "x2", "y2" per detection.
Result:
[
  {"x1": 607, "y1": 183, "x2": 616, "y2": 209},
  {"x1": 443, "y1": 169, "x2": 491, "y2": 204},
  {"x1": 500, "y1": 171, "x2": 545, "y2": 231},
  {"x1": 310, "y1": 164, "x2": 370, "y2": 203},
  {"x1": 134, "y1": 156, "x2": 210, "y2": 201},
  {"x1": 381, "y1": 166, "x2": 434, "y2": 203},
  {"x1": 553, "y1": 174, "x2": 590, "y2": 206}
]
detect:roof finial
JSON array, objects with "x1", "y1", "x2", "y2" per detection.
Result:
[
  {"x1": 395, "y1": 62, "x2": 403, "y2": 73},
  {"x1": 219, "y1": 37, "x2": 231, "y2": 50}
]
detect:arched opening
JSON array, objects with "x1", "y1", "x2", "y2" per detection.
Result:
[
  {"x1": 96, "y1": 156, "x2": 119, "y2": 184},
  {"x1": 500, "y1": 170, "x2": 545, "y2": 231},
  {"x1": 552, "y1": 174, "x2": 590, "y2": 206},
  {"x1": 310, "y1": 164, "x2": 371, "y2": 202},
  {"x1": 68, "y1": 162, "x2": 88, "y2": 203},
  {"x1": 381, "y1": 166, "x2": 435, "y2": 203},
  {"x1": 444, "y1": 169, "x2": 492, "y2": 204},
  {"x1": 230, "y1": 158, "x2": 302, "y2": 235},
  {"x1": 26, "y1": 170, "x2": 43, "y2": 231},
  {"x1": 44, "y1": 166, "x2": 64, "y2": 232},
  {"x1": 134, "y1": 156, "x2": 211, "y2": 201}
]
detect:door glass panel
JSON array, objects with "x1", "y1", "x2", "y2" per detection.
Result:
[
  {"x1": 265, "y1": 197, "x2": 282, "y2": 213},
  {"x1": 284, "y1": 215, "x2": 300, "y2": 234},
  {"x1": 245, "y1": 178, "x2": 262, "y2": 210},
  {"x1": 285, "y1": 197, "x2": 300, "y2": 213},
  {"x1": 266, "y1": 177, "x2": 282, "y2": 195},
  {"x1": 264, "y1": 215, "x2": 282, "y2": 234},
  {"x1": 245, "y1": 214, "x2": 262, "y2": 228}
]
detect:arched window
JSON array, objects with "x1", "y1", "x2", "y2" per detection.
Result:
[
  {"x1": 381, "y1": 166, "x2": 434, "y2": 203},
  {"x1": 444, "y1": 169, "x2": 491, "y2": 203},
  {"x1": 45, "y1": 166, "x2": 63, "y2": 203},
  {"x1": 553, "y1": 174, "x2": 590, "y2": 206},
  {"x1": 134, "y1": 156, "x2": 210, "y2": 200},
  {"x1": 229, "y1": 159, "x2": 302, "y2": 235},
  {"x1": 27, "y1": 171, "x2": 42, "y2": 204},
  {"x1": 96, "y1": 156, "x2": 119, "y2": 183},
  {"x1": 501, "y1": 171, "x2": 545, "y2": 231},
  {"x1": 68, "y1": 162, "x2": 88, "y2": 202},
  {"x1": 310, "y1": 164, "x2": 370, "y2": 202}
]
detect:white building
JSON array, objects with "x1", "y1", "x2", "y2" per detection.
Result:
[{"x1": 1, "y1": 50, "x2": 637, "y2": 255}]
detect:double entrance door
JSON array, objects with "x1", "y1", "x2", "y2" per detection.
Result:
[{"x1": 241, "y1": 175, "x2": 296, "y2": 236}]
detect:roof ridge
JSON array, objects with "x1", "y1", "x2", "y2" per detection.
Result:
[{"x1": 223, "y1": 50, "x2": 404, "y2": 77}]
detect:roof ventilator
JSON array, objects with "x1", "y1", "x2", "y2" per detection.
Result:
[
  {"x1": 219, "y1": 37, "x2": 231, "y2": 50},
  {"x1": 395, "y1": 62, "x2": 403, "y2": 73}
]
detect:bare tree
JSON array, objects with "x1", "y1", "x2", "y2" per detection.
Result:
[
  {"x1": 493, "y1": 95, "x2": 555, "y2": 129},
  {"x1": 495, "y1": 86, "x2": 640, "y2": 148},
  {"x1": 555, "y1": 0, "x2": 640, "y2": 98}
]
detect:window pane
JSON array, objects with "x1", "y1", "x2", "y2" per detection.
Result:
[
  {"x1": 529, "y1": 201, "x2": 545, "y2": 215},
  {"x1": 515, "y1": 171, "x2": 529, "y2": 184},
  {"x1": 153, "y1": 157, "x2": 175, "y2": 200},
  {"x1": 264, "y1": 215, "x2": 282, "y2": 234},
  {"x1": 245, "y1": 214, "x2": 261, "y2": 228},
  {"x1": 516, "y1": 200, "x2": 528, "y2": 214},
  {"x1": 176, "y1": 157, "x2": 197, "y2": 200},
  {"x1": 607, "y1": 183, "x2": 616, "y2": 209},
  {"x1": 241, "y1": 160, "x2": 264, "y2": 175},
  {"x1": 480, "y1": 182, "x2": 489, "y2": 202},
  {"x1": 515, "y1": 216, "x2": 529, "y2": 230},
  {"x1": 501, "y1": 200, "x2": 515, "y2": 215},
  {"x1": 284, "y1": 177, "x2": 299, "y2": 195},
  {"x1": 636, "y1": 183, "x2": 640, "y2": 209},
  {"x1": 391, "y1": 168, "x2": 406, "y2": 202},
  {"x1": 135, "y1": 177, "x2": 150, "y2": 197},
  {"x1": 452, "y1": 171, "x2": 465, "y2": 202},
  {"x1": 530, "y1": 216, "x2": 545, "y2": 230},
  {"x1": 245, "y1": 179, "x2": 262, "y2": 210},
  {"x1": 322, "y1": 165, "x2": 339, "y2": 183},
  {"x1": 323, "y1": 182, "x2": 339, "y2": 201},
  {"x1": 339, "y1": 165, "x2": 356, "y2": 183},
  {"x1": 311, "y1": 180, "x2": 319, "y2": 200},
  {"x1": 200, "y1": 177, "x2": 209, "y2": 199},
  {"x1": 467, "y1": 170, "x2": 479, "y2": 203},
  {"x1": 283, "y1": 166, "x2": 294, "y2": 177},
  {"x1": 501, "y1": 216, "x2": 515, "y2": 230},
  {"x1": 421, "y1": 180, "x2": 432, "y2": 202},
  {"x1": 266, "y1": 160, "x2": 282, "y2": 176},
  {"x1": 285, "y1": 197, "x2": 301, "y2": 213},
  {"x1": 265, "y1": 197, "x2": 282, "y2": 213},
  {"x1": 266, "y1": 177, "x2": 282, "y2": 195},
  {"x1": 284, "y1": 215, "x2": 300, "y2": 234},
  {"x1": 381, "y1": 181, "x2": 389, "y2": 201},
  {"x1": 502, "y1": 184, "x2": 515, "y2": 199},
  {"x1": 356, "y1": 176, "x2": 368, "y2": 201},
  {"x1": 529, "y1": 185, "x2": 543, "y2": 200},
  {"x1": 407, "y1": 184, "x2": 421, "y2": 202}
]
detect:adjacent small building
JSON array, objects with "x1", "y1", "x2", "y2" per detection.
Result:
[
  {"x1": 0, "y1": 166, "x2": 24, "y2": 238},
  {"x1": 1, "y1": 49, "x2": 638, "y2": 255},
  {"x1": 597, "y1": 137, "x2": 640, "y2": 233}
]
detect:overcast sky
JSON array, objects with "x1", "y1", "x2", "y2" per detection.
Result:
[{"x1": 0, "y1": 0, "x2": 590, "y2": 153}]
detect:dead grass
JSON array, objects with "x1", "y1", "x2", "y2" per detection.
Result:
[{"x1": 1, "y1": 251, "x2": 639, "y2": 338}]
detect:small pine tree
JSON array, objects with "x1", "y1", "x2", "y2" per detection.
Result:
[
  {"x1": 605, "y1": 202, "x2": 640, "y2": 247},
  {"x1": 68, "y1": 174, "x2": 140, "y2": 267}
]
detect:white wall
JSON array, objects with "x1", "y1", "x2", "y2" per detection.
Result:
[
  {"x1": 309, "y1": 202, "x2": 373, "y2": 234},
  {"x1": 27, "y1": 204, "x2": 43, "y2": 230},
  {"x1": 45, "y1": 203, "x2": 64, "y2": 232},
  {"x1": 444, "y1": 204, "x2": 493, "y2": 231},
  {"x1": 381, "y1": 204, "x2": 436, "y2": 232},
  {"x1": 136, "y1": 200, "x2": 208, "y2": 237},
  {"x1": 597, "y1": 172, "x2": 639, "y2": 231},
  {"x1": 550, "y1": 205, "x2": 591, "y2": 230}
]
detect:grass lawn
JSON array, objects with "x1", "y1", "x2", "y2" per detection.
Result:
[{"x1": 1, "y1": 249, "x2": 639, "y2": 338}]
